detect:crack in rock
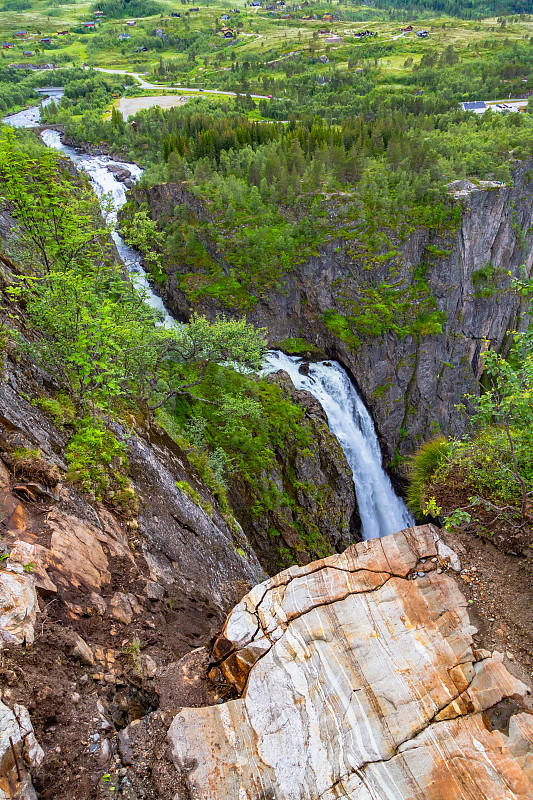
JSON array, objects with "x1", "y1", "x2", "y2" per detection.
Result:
[{"x1": 167, "y1": 526, "x2": 533, "y2": 800}]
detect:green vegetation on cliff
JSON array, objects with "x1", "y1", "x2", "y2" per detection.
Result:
[
  {"x1": 408, "y1": 305, "x2": 533, "y2": 548},
  {"x1": 0, "y1": 128, "x2": 349, "y2": 566},
  {"x1": 0, "y1": 131, "x2": 269, "y2": 502}
]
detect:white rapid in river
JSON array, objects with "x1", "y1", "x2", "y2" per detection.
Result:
[
  {"x1": 40, "y1": 129, "x2": 174, "y2": 326},
  {"x1": 2, "y1": 109, "x2": 413, "y2": 539},
  {"x1": 264, "y1": 351, "x2": 414, "y2": 540}
]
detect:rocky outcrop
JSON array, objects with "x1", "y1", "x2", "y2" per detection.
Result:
[
  {"x1": 167, "y1": 525, "x2": 533, "y2": 800},
  {"x1": 0, "y1": 352, "x2": 265, "y2": 800},
  {"x1": 141, "y1": 168, "x2": 533, "y2": 464},
  {"x1": 0, "y1": 373, "x2": 265, "y2": 617},
  {"x1": 107, "y1": 163, "x2": 134, "y2": 188},
  {"x1": 0, "y1": 701, "x2": 44, "y2": 800}
]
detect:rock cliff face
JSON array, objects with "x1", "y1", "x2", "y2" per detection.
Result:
[
  {"x1": 167, "y1": 525, "x2": 533, "y2": 800},
  {"x1": 231, "y1": 371, "x2": 359, "y2": 574},
  {"x1": 0, "y1": 352, "x2": 264, "y2": 799},
  {"x1": 136, "y1": 167, "x2": 533, "y2": 464}
]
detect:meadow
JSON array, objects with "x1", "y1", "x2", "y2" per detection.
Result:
[{"x1": 2, "y1": 0, "x2": 533, "y2": 109}]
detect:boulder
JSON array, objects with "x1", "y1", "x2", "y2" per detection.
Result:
[
  {"x1": 167, "y1": 525, "x2": 533, "y2": 800},
  {"x1": 71, "y1": 632, "x2": 94, "y2": 666},
  {"x1": 108, "y1": 591, "x2": 143, "y2": 625},
  {"x1": 46, "y1": 509, "x2": 112, "y2": 591},
  {"x1": 107, "y1": 163, "x2": 132, "y2": 183},
  {"x1": 0, "y1": 567, "x2": 38, "y2": 647},
  {"x1": 0, "y1": 701, "x2": 43, "y2": 800}
]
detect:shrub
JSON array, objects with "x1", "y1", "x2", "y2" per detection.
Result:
[
  {"x1": 36, "y1": 395, "x2": 76, "y2": 428},
  {"x1": 11, "y1": 447, "x2": 61, "y2": 486},
  {"x1": 65, "y1": 420, "x2": 137, "y2": 516},
  {"x1": 407, "y1": 436, "x2": 451, "y2": 517}
]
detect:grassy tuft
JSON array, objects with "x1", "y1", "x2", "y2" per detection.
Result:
[{"x1": 407, "y1": 435, "x2": 450, "y2": 517}]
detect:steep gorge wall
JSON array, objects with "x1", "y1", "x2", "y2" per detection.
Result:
[
  {"x1": 137, "y1": 166, "x2": 533, "y2": 466},
  {"x1": 0, "y1": 248, "x2": 357, "y2": 798}
]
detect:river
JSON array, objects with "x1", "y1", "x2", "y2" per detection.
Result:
[
  {"x1": 2, "y1": 104, "x2": 414, "y2": 539},
  {"x1": 3, "y1": 92, "x2": 62, "y2": 128},
  {"x1": 264, "y1": 352, "x2": 414, "y2": 539},
  {"x1": 40, "y1": 130, "x2": 174, "y2": 326}
]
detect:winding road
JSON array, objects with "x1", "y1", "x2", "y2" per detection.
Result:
[{"x1": 89, "y1": 66, "x2": 272, "y2": 99}]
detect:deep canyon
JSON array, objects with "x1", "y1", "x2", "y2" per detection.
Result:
[{"x1": 1, "y1": 106, "x2": 533, "y2": 800}]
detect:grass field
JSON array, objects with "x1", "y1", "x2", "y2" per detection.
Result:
[
  {"x1": 2, "y1": 0, "x2": 533, "y2": 109},
  {"x1": 1, "y1": 2, "x2": 532, "y2": 70}
]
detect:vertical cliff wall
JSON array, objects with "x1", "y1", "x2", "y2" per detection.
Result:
[{"x1": 137, "y1": 166, "x2": 533, "y2": 466}]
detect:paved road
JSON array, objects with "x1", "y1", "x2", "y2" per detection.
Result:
[{"x1": 89, "y1": 66, "x2": 272, "y2": 99}]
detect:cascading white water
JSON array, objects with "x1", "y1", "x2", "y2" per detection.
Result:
[
  {"x1": 264, "y1": 351, "x2": 414, "y2": 540},
  {"x1": 3, "y1": 92, "x2": 63, "y2": 128},
  {"x1": 40, "y1": 129, "x2": 175, "y2": 327},
  {"x1": 3, "y1": 112, "x2": 413, "y2": 539}
]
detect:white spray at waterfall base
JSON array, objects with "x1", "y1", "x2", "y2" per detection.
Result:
[
  {"x1": 30, "y1": 122, "x2": 412, "y2": 539},
  {"x1": 264, "y1": 351, "x2": 414, "y2": 540}
]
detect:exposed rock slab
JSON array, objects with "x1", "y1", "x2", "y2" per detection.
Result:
[
  {"x1": 167, "y1": 525, "x2": 533, "y2": 800},
  {"x1": 0, "y1": 566, "x2": 39, "y2": 647},
  {"x1": 0, "y1": 700, "x2": 43, "y2": 800}
]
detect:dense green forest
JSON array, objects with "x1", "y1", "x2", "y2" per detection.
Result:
[
  {"x1": 44, "y1": 51, "x2": 533, "y2": 317},
  {"x1": 375, "y1": 0, "x2": 532, "y2": 20},
  {"x1": 0, "y1": 130, "x2": 343, "y2": 564}
]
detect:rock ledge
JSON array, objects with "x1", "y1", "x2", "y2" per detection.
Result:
[{"x1": 168, "y1": 525, "x2": 533, "y2": 800}]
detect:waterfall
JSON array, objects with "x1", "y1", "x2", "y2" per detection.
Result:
[
  {"x1": 8, "y1": 115, "x2": 414, "y2": 541},
  {"x1": 264, "y1": 351, "x2": 414, "y2": 540}
]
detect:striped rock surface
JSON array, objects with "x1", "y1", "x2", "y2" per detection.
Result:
[{"x1": 167, "y1": 525, "x2": 533, "y2": 800}]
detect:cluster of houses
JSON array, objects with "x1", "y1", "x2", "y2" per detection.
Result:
[
  {"x1": 354, "y1": 29, "x2": 376, "y2": 39},
  {"x1": 301, "y1": 12, "x2": 341, "y2": 21},
  {"x1": 3, "y1": 34, "x2": 60, "y2": 49},
  {"x1": 398, "y1": 25, "x2": 428, "y2": 36},
  {"x1": 118, "y1": 19, "x2": 139, "y2": 39}
]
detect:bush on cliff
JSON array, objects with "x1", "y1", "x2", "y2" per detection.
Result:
[
  {"x1": 407, "y1": 436, "x2": 450, "y2": 518},
  {"x1": 409, "y1": 325, "x2": 533, "y2": 546},
  {"x1": 0, "y1": 131, "x2": 271, "y2": 505}
]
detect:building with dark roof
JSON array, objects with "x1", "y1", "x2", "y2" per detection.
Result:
[{"x1": 462, "y1": 101, "x2": 486, "y2": 113}]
